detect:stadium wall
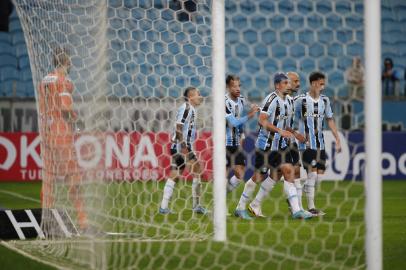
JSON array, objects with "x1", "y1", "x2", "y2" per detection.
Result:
[{"x1": 3, "y1": 98, "x2": 406, "y2": 133}]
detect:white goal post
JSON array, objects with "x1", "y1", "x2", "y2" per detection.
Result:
[
  {"x1": 364, "y1": 0, "x2": 382, "y2": 269},
  {"x1": 211, "y1": 0, "x2": 226, "y2": 242}
]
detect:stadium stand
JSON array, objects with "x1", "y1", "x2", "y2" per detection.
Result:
[{"x1": 0, "y1": 0, "x2": 405, "y2": 127}]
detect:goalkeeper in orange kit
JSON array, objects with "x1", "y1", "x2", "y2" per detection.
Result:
[{"x1": 38, "y1": 48, "x2": 88, "y2": 232}]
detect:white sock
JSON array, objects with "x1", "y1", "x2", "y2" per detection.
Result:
[
  {"x1": 304, "y1": 172, "x2": 317, "y2": 209},
  {"x1": 192, "y1": 177, "x2": 201, "y2": 208},
  {"x1": 251, "y1": 176, "x2": 277, "y2": 208},
  {"x1": 294, "y1": 178, "x2": 303, "y2": 210},
  {"x1": 284, "y1": 181, "x2": 300, "y2": 213},
  {"x1": 227, "y1": 175, "x2": 241, "y2": 193},
  {"x1": 161, "y1": 178, "x2": 176, "y2": 209},
  {"x1": 236, "y1": 178, "x2": 257, "y2": 210}
]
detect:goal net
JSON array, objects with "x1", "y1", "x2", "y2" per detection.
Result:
[{"x1": 7, "y1": 0, "x2": 373, "y2": 269}]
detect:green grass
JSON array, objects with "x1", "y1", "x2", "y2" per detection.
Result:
[{"x1": 0, "y1": 180, "x2": 405, "y2": 269}]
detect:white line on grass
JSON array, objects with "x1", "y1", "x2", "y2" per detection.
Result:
[
  {"x1": 0, "y1": 240, "x2": 69, "y2": 270},
  {"x1": 0, "y1": 189, "x2": 208, "y2": 239},
  {"x1": 0, "y1": 185, "x2": 363, "y2": 269},
  {"x1": 8, "y1": 237, "x2": 204, "y2": 245},
  {"x1": 0, "y1": 189, "x2": 41, "y2": 203},
  {"x1": 0, "y1": 189, "x2": 210, "y2": 241}
]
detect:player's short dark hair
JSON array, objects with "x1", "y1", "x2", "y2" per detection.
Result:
[
  {"x1": 183, "y1": 86, "x2": 197, "y2": 101},
  {"x1": 52, "y1": 47, "x2": 70, "y2": 68},
  {"x1": 226, "y1": 74, "x2": 240, "y2": 86},
  {"x1": 309, "y1": 71, "x2": 325, "y2": 84},
  {"x1": 273, "y1": 72, "x2": 289, "y2": 85}
]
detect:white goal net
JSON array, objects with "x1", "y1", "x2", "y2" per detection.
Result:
[{"x1": 7, "y1": 0, "x2": 372, "y2": 269}]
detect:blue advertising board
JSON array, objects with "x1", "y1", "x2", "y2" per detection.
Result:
[{"x1": 241, "y1": 131, "x2": 406, "y2": 181}]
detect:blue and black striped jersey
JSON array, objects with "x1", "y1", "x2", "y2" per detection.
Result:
[
  {"x1": 225, "y1": 94, "x2": 248, "y2": 146},
  {"x1": 291, "y1": 94, "x2": 306, "y2": 151},
  {"x1": 294, "y1": 93, "x2": 334, "y2": 150},
  {"x1": 256, "y1": 92, "x2": 294, "y2": 151},
  {"x1": 171, "y1": 102, "x2": 197, "y2": 151}
]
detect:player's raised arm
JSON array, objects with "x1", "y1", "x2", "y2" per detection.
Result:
[
  {"x1": 226, "y1": 99, "x2": 259, "y2": 129},
  {"x1": 225, "y1": 106, "x2": 248, "y2": 127}
]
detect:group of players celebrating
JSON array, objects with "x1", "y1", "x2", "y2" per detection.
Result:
[
  {"x1": 39, "y1": 49, "x2": 341, "y2": 233},
  {"x1": 159, "y1": 71, "x2": 342, "y2": 220}
]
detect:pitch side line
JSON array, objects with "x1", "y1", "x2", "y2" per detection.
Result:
[
  {"x1": 0, "y1": 240, "x2": 70, "y2": 270},
  {"x1": 0, "y1": 189, "x2": 210, "y2": 239},
  {"x1": 0, "y1": 189, "x2": 41, "y2": 203},
  {"x1": 9, "y1": 237, "x2": 205, "y2": 245},
  {"x1": 7, "y1": 238, "x2": 364, "y2": 270}
]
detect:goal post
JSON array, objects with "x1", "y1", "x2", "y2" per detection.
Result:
[
  {"x1": 364, "y1": 0, "x2": 382, "y2": 269},
  {"x1": 211, "y1": 0, "x2": 226, "y2": 242}
]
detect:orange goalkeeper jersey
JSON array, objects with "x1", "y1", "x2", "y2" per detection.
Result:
[
  {"x1": 38, "y1": 71, "x2": 78, "y2": 175},
  {"x1": 38, "y1": 71, "x2": 75, "y2": 146}
]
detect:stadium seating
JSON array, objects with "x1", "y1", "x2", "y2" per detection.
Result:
[
  {"x1": 0, "y1": 80, "x2": 15, "y2": 96},
  {"x1": 0, "y1": 54, "x2": 17, "y2": 68},
  {"x1": 8, "y1": 18, "x2": 22, "y2": 32},
  {"x1": 0, "y1": 41, "x2": 13, "y2": 55},
  {"x1": 0, "y1": 1, "x2": 405, "y2": 104},
  {"x1": 0, "y1": 66, "x2": 18, "y2": 81}
]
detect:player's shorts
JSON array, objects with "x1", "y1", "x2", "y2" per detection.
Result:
[
  {"x1": 254, "y1": 147, "x2": 294, "y2": 174},
  {"x1": 170, "y1": 148, "x2": 197, "y2": 171},
  {"x1": 301, "y1": 149, "x2": 327, "y2": 171},
  {"x1": 289, "y1": 142, "x2": 301, "y2": 166},
  {"x1": 226, "y1": 146, "x2": 246, "y2": 167}
]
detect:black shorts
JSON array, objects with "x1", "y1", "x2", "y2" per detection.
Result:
[
  {"x1": 289, "y1": 142, "x2": 301, "y2": 166},
  {"x1": 254, "y1": 147, "x2": 294, "y2": 174},
  {"x1": 301, "y1": 149, "x2": 327, "y2": 171},
  {"x1": 170, "y1": 148, "x2": 197, "y2": 171},
  {"x1": 226, "y1": 146, "x2": 246, "y2": 167}
]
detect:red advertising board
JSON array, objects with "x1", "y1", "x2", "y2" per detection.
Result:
[{"x1": 0, "y1": 132, "x2": 213, "y2": 182}]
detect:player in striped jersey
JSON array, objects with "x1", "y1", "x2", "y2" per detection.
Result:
[
  {"x1": 286, "y1": 72, "x2": 307, "y2": 212},
  {"x1": 159, "y1": 87, "x2": 207, "y2": 215},
  {"x1": 248, "y1": 72, "x2": 310, "y2": 217},
  {"x1": 294, "y1": 71, "x2": 342, "y2": 216},
  {"x1": 235, "y1": 73, "x2": 312, "y2": 220},
  {"x1": 225, "y1": 75, "x2": 259, "y2": 193}
]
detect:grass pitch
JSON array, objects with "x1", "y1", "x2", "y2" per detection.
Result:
[{"x1": 0, "y1": 180, "x2": 405, "y2": 269}]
